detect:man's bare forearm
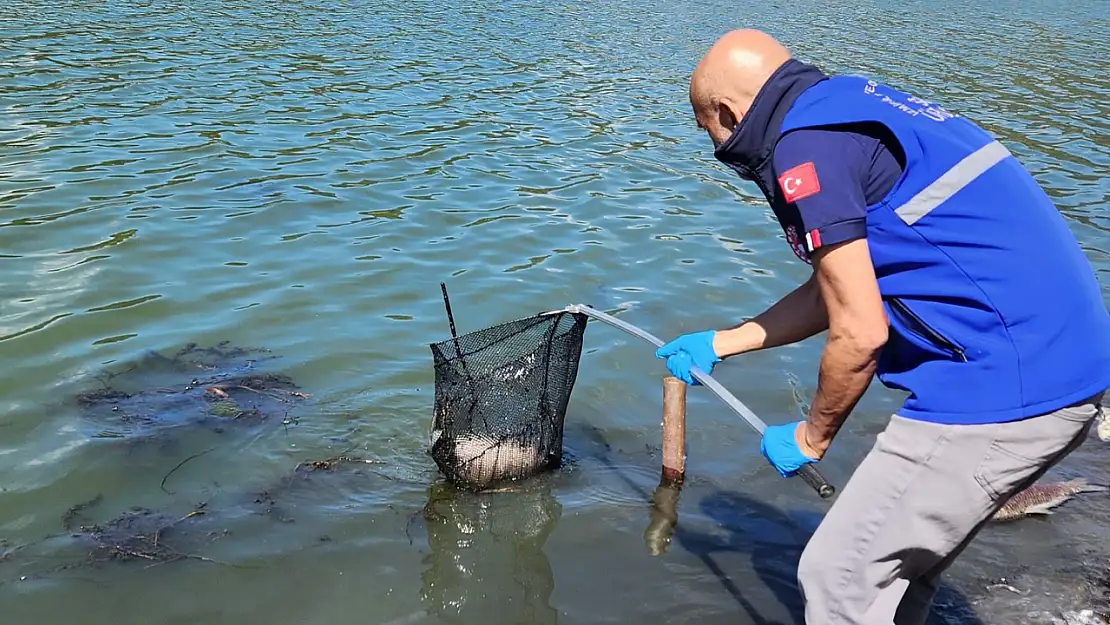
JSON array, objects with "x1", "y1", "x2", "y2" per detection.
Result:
[
  {"x1": 801, "y1": 335, "x2": 880, "y2": 456},
  {"x1": 798, "y1": 238, "x2": 889, "y2": 458},
  {"x1": 713, "y1": 275, "x2": 829, "y2": 358}
]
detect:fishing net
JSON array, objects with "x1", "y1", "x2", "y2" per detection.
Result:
[{"x1": 428, "y1": 308, "x2": 588, "y2": 490}]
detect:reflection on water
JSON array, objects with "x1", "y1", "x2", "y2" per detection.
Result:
[
  {"x1": 1, "y1": 0, "x2": 1109, "y2": 622},
  {"x1": 571, "y1": 421, "x2": 808, "y2": 624},
  {"x1": 420, "y1": 480, "x2": 561, "y2": 625},
  {"x1": 571, "y1": 421, "x2": 1001, "y2": 625},
  {"x1": 643, "y1": 478, "x2": 682, "y2": 556}
]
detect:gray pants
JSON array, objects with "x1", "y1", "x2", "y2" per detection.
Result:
[{"x1": 798, "y1": 391, "x2": 1105, "y2": 625}]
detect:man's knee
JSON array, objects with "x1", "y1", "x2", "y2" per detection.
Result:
[
  {"x1": 797, "y1": 533, "x2": 842, "y2": 622},
  {"x1": 797, "y1": 535, "x2": 829, "y2": 595}
]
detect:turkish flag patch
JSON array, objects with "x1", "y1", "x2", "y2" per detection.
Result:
[{"x1": 778, "y1": 162, "x2": 821, "y2": 203}]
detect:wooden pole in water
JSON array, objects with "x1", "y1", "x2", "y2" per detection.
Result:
[
  {"x1": 661, "y1": 376, "x2": 687, "y2": 484},
  {"x1": 645, "y1": 376, "x2": 688, "y2": 555}
]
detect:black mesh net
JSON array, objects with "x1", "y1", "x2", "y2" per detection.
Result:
[{"x1": 428, "y1": 310, "x2": 588, "y2": 490}]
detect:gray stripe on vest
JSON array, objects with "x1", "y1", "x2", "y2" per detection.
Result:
[{"x1": 895, "y1": 140, "x2": 1012, "y2": 225}]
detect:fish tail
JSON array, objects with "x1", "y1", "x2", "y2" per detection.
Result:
[{"x1": 1063, "y1": 477, "x2": 1108, "y2": 493}]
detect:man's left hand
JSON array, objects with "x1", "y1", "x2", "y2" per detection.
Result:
[{"x1": 760, "y1": 421, "x2": 822, "y2": 477}]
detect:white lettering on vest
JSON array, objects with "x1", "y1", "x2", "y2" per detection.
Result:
[{"x1": 864, "y1": 80, "x2": 958, "y2": 122}]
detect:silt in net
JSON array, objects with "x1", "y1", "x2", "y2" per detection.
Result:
[{"x1": 429, "y1": 310, "x2": 587, "y2": 490}]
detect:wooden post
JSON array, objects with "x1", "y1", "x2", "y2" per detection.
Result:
[
  {"x1": 645, "y1": 376, "x2": 687, "y2": 555},
  {"x1": 661, "y1": 376, "x2": 687, "y2": 484}
]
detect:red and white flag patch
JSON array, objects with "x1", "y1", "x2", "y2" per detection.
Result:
[
  {"x1": 777, "y1": 162, "x2": 821, "y2": 203},
  {"x1": 804, "y1": 229, "x2": 822, "y2": 251}
]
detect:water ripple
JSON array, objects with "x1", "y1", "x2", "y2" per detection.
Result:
[{"x1": 1, "y1": 0, "x2": 1108, "y2": 622}]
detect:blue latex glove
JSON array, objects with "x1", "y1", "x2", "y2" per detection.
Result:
[
  {"x1": 760, "y1": 421, "x2": 819, "y2": 477},
  {"x1": 654, "y1": 330, "x2": 720, "y2": 385}
]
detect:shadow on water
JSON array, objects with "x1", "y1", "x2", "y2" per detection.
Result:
[
  {"x1": 571, "y1": 422, "x2": 986, "y2": 625},
  {"x1": 64, "y1": 341, "x2": 311, "y2": 450},
  {"x1": 415, "y1": 479, "x2": 562, "y2": 625}
]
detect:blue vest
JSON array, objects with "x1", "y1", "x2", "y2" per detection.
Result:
[{"x1": 776, "y1": 76, "x2": 1110, "y2": 424}]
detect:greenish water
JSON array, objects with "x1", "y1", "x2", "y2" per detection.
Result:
[{"x1": 2, "y1": 1, "x2": 1109, "y2": 623}]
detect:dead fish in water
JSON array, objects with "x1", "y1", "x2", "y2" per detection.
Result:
[
  {"x1": 991, "y1": 478, "x2": 1107, "y2": 522},
  {"x1": 454, "y1": 434, "x2": 545, "y2": 489},
  {"x1": 435, "y1": 433, "x2": 548, "y2": 491}
]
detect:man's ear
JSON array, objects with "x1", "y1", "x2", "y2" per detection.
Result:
[{"x1": 714, "y1": 96, "x2": 742, "y2": 132}]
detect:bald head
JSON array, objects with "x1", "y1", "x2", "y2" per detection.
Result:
[{"x1": 690, "y1": 29, "x2": 793, "y2": 147}]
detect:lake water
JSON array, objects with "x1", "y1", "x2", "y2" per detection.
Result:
[{"x1": 2, "y1": 1, "x2": 1109, "y2": 623}]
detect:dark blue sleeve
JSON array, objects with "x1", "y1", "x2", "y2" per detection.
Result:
[{"x1": 771, "y1": 129, "x2": 871, "y2": 255}]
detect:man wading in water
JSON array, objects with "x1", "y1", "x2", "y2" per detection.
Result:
[{"x1": 655, "y1": 29, "x2": 1110, "y2": 624}]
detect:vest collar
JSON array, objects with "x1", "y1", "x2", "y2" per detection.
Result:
[{"x1": 713, "y1": 59, "x2": 829, "y2": 181}]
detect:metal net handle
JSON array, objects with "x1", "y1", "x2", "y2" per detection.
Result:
[{"x1": 551, "y1": 303, "x2": 836, "y2": 500}]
